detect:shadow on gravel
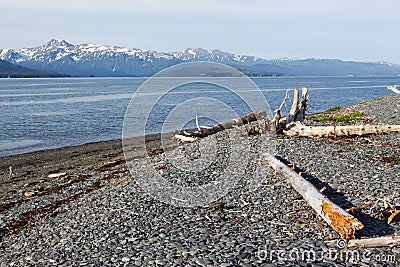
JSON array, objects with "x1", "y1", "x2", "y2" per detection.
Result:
[{"x1": 276, "y1": 156, "x2": 395, "y2": 238}]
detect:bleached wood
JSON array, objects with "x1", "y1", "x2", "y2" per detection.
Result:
[
  {"x1": 388, "y1": 85, "x2": 400, "y2": 94},
  {"x1": 189, "y1": 110, "x2": 266, "y2": 138},
  {"x1": 195, "y1": 116, "x2": 201, "y2": 132},
  {"x1": 347, "y1": 236, "x2": 400, "y2": 248},
  {"x1": 265, "y1": 153, "x2": 364, "y2": 239},
  {"x1": 283, "y1": 122, "x2": 400, "y2": 137},
  {"x1": 295, "y1": 86, "x2": 308, "y2": 122},
  {"x1": 8, "y1": 166, "x2": 13, "y2": 180},
  {"x1": 287, "y1": 87, "x2": 299, "y2": 123},
  {"x1": 272, "y1": 89, "x2": 290, "y2": 132},
  {"x1": 48, "y1": 172, "x2": 67, "y2": 178},
  {"x1": 174, "y1": 134, "x2": 198, "y2": 143}
]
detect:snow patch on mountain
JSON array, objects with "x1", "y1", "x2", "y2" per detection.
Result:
[{"x1": 1, "y1": 39, "x2": 399, "y2": 77}]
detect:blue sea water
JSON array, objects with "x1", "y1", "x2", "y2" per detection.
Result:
[{"x1": 0, "y1": 76, "x2": 399, "y2": 157}]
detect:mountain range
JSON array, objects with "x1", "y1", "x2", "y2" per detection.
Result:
[{"x1": 1, "y1": 39, "x2": 400, "y2": 77}]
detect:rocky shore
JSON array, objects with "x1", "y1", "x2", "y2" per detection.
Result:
[{"x1": 1, "y1": 94, "x2": 399, "y2": 266}]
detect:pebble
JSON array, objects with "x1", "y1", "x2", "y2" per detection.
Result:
[
  {"x1": 121, "y1": 257, "x2": 130, "y2": 262},
  {"x1": 194, "y1": 258, "x2": 208, "y2": 266},
  {"x1": 155, "y1": 259, "x2": 167, "y2": 265}
]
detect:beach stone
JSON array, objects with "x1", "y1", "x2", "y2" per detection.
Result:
[{"x1": 155, "y1": 259, "x2": 167, "y2": 265}]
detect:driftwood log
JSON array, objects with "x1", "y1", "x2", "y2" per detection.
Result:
[
  {"x1": 264, "y1": 153, "x2": 364, "y2": 240},
  {"x1": 283, "y1": 122, "x2": 400, "y2": 138},
  {"x1": 175, "y1": 110, "x2": 266, "y2": 141},
  {"x1": 273, "y1": 87, "x2": 308, "y2": 133},
  {"x1": 174, "y1": 134, "x2": 198, "y2": 143},
  {"x1": 287, "y1": 87, "x2": 300, "y2": 124},
  {"x1": 347, "y1": 236, "x2": 400, "y2": 248},
  {"x1": 388, "y1": 85, "x2": 400, "y2": 94}
]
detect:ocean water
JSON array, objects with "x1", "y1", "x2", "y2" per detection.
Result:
[{"x1": 0, "y1": 76, "x2": 399, "y2": 157}]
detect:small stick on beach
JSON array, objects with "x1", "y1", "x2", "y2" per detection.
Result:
[
  {"x1": 174, "y1": 134, "x2": 198, "y2": 143},
  {"x1": 8, "y1": 166, "x2": 14, "y2": 180},
  {"x1": 347, "y1": 201, "x2": 377, "y2": 214}
]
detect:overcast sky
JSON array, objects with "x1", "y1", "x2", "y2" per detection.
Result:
[{"x1": 1, "y1": 0, "x2": 399, "y2": 64}]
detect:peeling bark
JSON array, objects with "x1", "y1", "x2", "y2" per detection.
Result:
[{"x1": 321, "y1": 202, "x2": 364, "y2": 240}]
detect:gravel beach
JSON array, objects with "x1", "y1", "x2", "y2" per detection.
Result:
[{"x1": 1, "y1": 94, "x2": 399, "y2": 266}]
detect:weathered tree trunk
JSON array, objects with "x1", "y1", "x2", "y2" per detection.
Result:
[
  {"x1": 388, "y1": 85, "x2": 400, "y2": 94},
  {"x1": 295, "y1": 86, "x2": 308, "y2": 122},
  {"x1": 347, "y1": 236, "x2": 400, "y2": 248},
  {"x1": 188, "y1": 110, "x2": 267, "y2": 138},
  {"x1": 273, "y1": 86, "x2": 308, "y2": 133},
  {"x1": 264, "y1": 153, "x2": 364, "y2": 240},
  {"x1": 287, "y1": 87, "x2": 299, "y2": 124},
  {"x1": 283, "y1": 122, "x2": 400, "y2": 137}
]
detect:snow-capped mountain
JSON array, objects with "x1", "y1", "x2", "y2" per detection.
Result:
[
  {"x1": 0, "y1": 39, "x2": 179, "y2": 76},
  {"x1": 1, "y1": 39, "x2": 399, "y2": 77}
]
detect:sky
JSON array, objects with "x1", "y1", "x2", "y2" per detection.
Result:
[{"x1": 1, "y1": 0, "x2": 400, "y2": 64}]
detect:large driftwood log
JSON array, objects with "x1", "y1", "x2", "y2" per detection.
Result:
[
  {"x1": 388, "y1": 85, "x2": 400, "y2": 94},
  {"x1": 347, "y1": 236, "x2": 400, "y2": 248},
  {"x1": 188, "y1": 110, "x2": 267, "y2": 138},
  {"x1": 283, "y1": 122, "x2": 400, "y2": 137},
  {"x1": 265, "y1": 153, "x2": 364, "y2": 239}
]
